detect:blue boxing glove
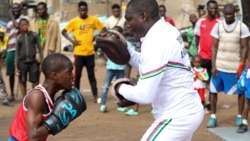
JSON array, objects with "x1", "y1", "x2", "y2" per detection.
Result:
[
  {"x1": 237, "y1": 69, "x2": 247, "y2": 92},
  {"x1": 44, "y1": 87, "x2": 87, "y2": 135}
]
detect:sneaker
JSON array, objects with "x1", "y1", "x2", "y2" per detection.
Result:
[
  {"x1": 2, "y1": 99, "x2": 14, "y2": 107},
  {"x1": 99, "y1": 105, "x2": 107, "y2": 113},
  {"x1": 125, "y1": 109, "x2": 138, "y2": 116},
  {"x1": 206, "y1": 118, "x2": 217, "y2": 128},
  {"x1": 235, "y1": 116, "x2": 243, "y2": 126},
  {"x1": 237, "y1": 124, "x2": 248, "y2": 133},
  {"x1": 117, "y1": 107, "x2": 128, "y2": 112}
]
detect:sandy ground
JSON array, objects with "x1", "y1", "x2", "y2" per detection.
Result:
[{"x1": 0, "y1": 58, "x2": 244, "y2": 141}]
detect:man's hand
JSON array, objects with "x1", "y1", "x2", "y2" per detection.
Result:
[
  {"x1": 211, "y1": 66, "x2": 217, "y2": 76},
  {"x1": 237, "y1": 62, "x2": 245, "y2": 78},
  {"x1": 71, "y1": 40, "x2": 81, "y2": 46}
]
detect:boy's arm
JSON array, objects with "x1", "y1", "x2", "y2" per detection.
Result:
[
  {"x1": 8, "y1": 9, "x2": 19, "y2": 28},
  {"x1": 36, "y1": 35, "x2": 44, "y2": 62},
  {"x1": 26, "y1": 90, "x2": 50, "y2": 140}
]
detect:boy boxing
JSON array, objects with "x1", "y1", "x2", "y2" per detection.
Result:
[{"x1": 8, "y1": 53, "x2": 86, "y2": 141}]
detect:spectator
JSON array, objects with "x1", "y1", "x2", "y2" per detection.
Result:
[
  {"x1": 187, "y1": 14, "x2": 198, "y2": 59},
  {"x1": 99, "y1": 26, "x2": 128, "y2": 113},
  {"x1": 194, "y1": 0, "x2": 220, "y2": 112},
  {"x1": 105, "y1": 3, "x2": 125, "y2": 30},
  {"x1": 0, "y1": 27, "x2": 11, "y2": 106},
  {"x1": 29, "y1": 1, "x2": 61, "y2": 60},
  {"x1": 158, "y1": 4, "x2": 175, "y2": 26},
  {"x1": 207, "y1": 3, "x2": 249, "y2": 128},
  {"x1": 15, "y1": 18, "x2": 43, "y2": 98},
  {"x1": 192, "y1": 55, "x2": 209, "y2": 108},
  {"x1": 6, "y1": 3, "x2": 28, "y2": 101},
  {"x1": 62, "y1": 1, "x2": 106, "y2": 103}
]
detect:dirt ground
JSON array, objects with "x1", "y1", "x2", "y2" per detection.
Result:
[{"x1": 0, "y1": 58, "x2": 244, "y2": 141}]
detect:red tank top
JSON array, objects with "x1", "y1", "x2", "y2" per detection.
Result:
[{"x1": 9, "y1": 84, "x2": 54, "y2": 141}]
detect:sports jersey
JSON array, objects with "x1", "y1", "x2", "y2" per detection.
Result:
[
  {"x1": 194, "y1": 17, "x2": 220, "y2": 60},
  {"x1": 119, "y1": 18, "x2": 203, "y2": 120},
  {"x1": 65, "y1": 16, "x2": 104, "y2": 56},
  {"x1": 9, "y1": 84, "x2": 53, "y2": 141}
]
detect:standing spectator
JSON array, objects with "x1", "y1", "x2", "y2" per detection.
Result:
[
  {"x1": 237, "y1": 42, "x2": 250, "y2": 133},
  {"x1": 62, "y1": 1, "x2": 106, "y2": 103},
  {"x1": 158, "y1": 4, "x2": 175, "y2": 26},
  {"x1": 187, "y1": 14, "x2": 198, "y2": 58},
  {"x1": 194, "y1": 0, "x2": 220, "y2": 111},
  {"x1": 6, "y1": 3, "x2": 28, "y2": 101},
  {"x1": 15, "y1": 18, "x2": 43, "y2": 98},
  {"x1": 192, "y1": 55, "x2": 209, "y2": 108},
  {"x1": 112, "y1": 0, "x2": 203, "y2": 140},
  {"x1": 207, "y1": 3, "x2": 250, "y2": 128},
  {"x1": 0, "y1": 28, "x2": 11, "y2": 106},
  {"x1": 99, "y1": 26, "x2": 127, "y2": 113},
  {"x1": 105, "y1": 4, "x2": 125, "y2": 30},
  {"x1": 29, "y1": 1, "x2": 61, "y2": 60}
]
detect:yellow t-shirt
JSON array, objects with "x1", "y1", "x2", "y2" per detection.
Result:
[{"x1": 65, "y1": 16, "x2": 104, "y2": 56}]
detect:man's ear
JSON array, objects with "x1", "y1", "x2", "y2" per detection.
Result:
[{"x1": 139, "y1": 12, "x2": 148, "y2": 22}]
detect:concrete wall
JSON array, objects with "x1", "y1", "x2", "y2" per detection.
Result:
[{"x1": 33, "y1": 0, "x2": 240, "y2": 28}]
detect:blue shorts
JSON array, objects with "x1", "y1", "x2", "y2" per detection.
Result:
[
  {"x1": 246, "y1": 78, "x2": 250, "y2": 99},
  {"x1": 8, "y1": 137, "x2": 18, "y2": 141},
  {"x1": 210, "y1": 71, "x2": 242, "y2": 95}
]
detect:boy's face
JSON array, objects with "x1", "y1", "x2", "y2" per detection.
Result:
[
  {"x1": 112, "y1": 8, "x2": 121, "y2": 18},
  {"x1": 37, "y1": 5, "x2": 47, "y2": 17},
  {"x1": 78, "y1": 6, "x2": 88, "y2": 19},
  {"x1": 56, "y1": 62, "x2": 74, "y2": 90},
  {"x1": 193, "y1": 57, "x2": 201, "y2": 67},
  {"x1": 159, "y1": 7, "x2": 166, "y2": 17},
  {"x1": 19, "y1": 20, "x2": 29, "y2": 32}
]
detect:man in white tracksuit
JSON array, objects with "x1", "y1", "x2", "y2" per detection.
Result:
[{"x1": 112, "y1": 0, "x2": 204, "y2": 140}]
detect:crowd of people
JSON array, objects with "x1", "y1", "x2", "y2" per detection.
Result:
[{"x1": 0, "y1": 0, "x2": 250, "y2": 140}]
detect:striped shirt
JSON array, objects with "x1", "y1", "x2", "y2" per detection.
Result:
[{"x1": 6, "y1": 15, "x2": 29, "y2": 52}]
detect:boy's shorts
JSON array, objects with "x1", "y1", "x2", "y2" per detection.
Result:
[
  {"x1": 6, "y1": 51, "x2": 15, "y2": 76},
  {"x1": 18, "y1": 61, "x2": 40, "y2": 83},
  {"x1": 8, "y1": 137, "x2": 18, "y2": 141},
  {"x1": 210, "y1": 70, "x2": 242, "y2": 95}
]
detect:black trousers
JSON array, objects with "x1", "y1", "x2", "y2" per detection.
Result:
[{"x1": 74, "y1": 55, "x2": 97, "y2": 97}]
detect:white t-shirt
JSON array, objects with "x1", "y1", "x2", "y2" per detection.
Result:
[
  {"x1": 211, "y1": 20, "x2": 250, "y2": 38},
  {"x1": 119, "y1": 18, "x2": 203, "y2": 120},
  {"x1": 105, "y1": 15, "x2": 125, "y2": 30}
]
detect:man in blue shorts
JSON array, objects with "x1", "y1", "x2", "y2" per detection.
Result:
[{"x1": 207, "y1": 3, "x2": 250, "y2": 128}]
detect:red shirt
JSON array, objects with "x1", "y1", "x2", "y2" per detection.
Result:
[
  {"x1": 9, "y1": 85, "x2": 53, "y2": 141},
  {"x1": 164, "y1": 17, "x2": 175, "y2": 26},
  {"x1": 195, "y1": 17, "x2": 220, "y2": 60}
]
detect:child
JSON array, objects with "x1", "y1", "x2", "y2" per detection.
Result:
[
  {"x1": 192, "y1": 55, "x2": 209, "y2": 108},
  {"x1": 99, "y1": 26, "x2": 128, "y2": 112},
  {"x1": 9, "y1": 53, "x2": 75, "y2": 141},
  {"x1": 15, "y1": 18, "x2": 43, "y2": 98},
  {"x1": 122, "y1": 21, "x2": 141, "y2": 116},
  {"x1": 0, "y1": 27, "x2": 11, "y2": 106}
]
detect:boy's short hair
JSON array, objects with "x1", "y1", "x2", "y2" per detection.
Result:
[
  {"x1": 112, "y1": 4, "x2": 120, "y2": 9},
  {"x1": 37, "y1": 1, "x2": 47, "y2": 9},
  {"x1": 42, "y1": 53, "x2": 72, "y2": 78},
  {"x1": 19, "y1": 18, "x2": 29, "y2": 25},
  {"x1": 78, "y1": 1, "x2": 88, "y2": 8}
]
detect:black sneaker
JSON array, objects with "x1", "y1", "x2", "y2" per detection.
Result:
[{"x1": 237, "y1": 124, "x2": 248, "y2": 133}]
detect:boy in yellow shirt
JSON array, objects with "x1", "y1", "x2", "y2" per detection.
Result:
[{"x1": 62, "y1": 1, "x2": 106, "y2": 102}]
